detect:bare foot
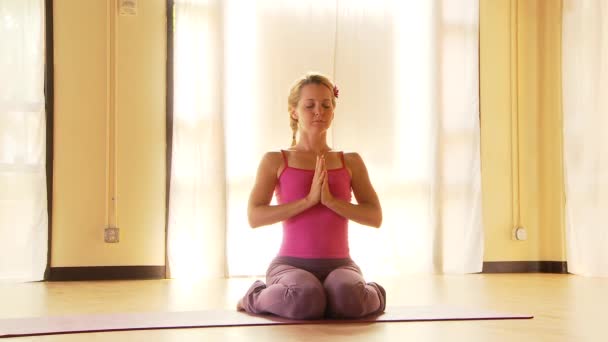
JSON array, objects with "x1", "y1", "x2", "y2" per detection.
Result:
[{"x1": 236, "y1": 299, "x2": 245, "y2": 312}]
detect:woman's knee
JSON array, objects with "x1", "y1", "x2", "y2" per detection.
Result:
[
  {"x1": 282, "y1": 283, "x2": 327, "y2": 319},
  {"x1": 324, "y1": 269, "x2": 375, "y2": 318},
  {"x1": 324, "y1": 268, "x2": 364, "y2": 295}
]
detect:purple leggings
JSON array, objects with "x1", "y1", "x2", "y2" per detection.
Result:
[{"x1": 238, "y1": 256, "x2": 386, "y2": 320}]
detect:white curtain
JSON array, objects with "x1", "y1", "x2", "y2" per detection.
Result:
[
  {"x1": 562, "y1": 0, "x2": 608, "y2": 277},
  {"x1": 169, "y1": 0, "x2": 482, "y2": 278},
  {"x1": 167, "y1": 0, "x2": 226, "y2": 279},
  {"x1": 0, "y1": 0, "x2": 48, "y2": 282}
]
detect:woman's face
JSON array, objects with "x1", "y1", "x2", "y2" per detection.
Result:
[{"x1": 291, "y1": 83, "x2": 335, "y2": 133}]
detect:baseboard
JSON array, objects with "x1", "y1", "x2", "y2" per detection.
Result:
[
  {"x1": 47, "y1": 262, "x2": 567, "y2": 279},
  {"x1": 48, "y1": 266, "x2": 166, "y2": 281},
  {"x1": 482, "y1": 261, "x2": 568, "y2": 274}
]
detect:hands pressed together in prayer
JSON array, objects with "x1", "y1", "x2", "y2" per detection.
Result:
[{"x1": 307, "y1": 155, "x2": 335, "y2": 208}]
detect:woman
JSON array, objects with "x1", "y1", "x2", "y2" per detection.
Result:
[{"x1": 237, "y1": 72, "x2": 385, "y2": 320}]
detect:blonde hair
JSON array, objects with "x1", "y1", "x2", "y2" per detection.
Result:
[{"x1": 287, "y1": 72, "x2": 337, "y2": 146}]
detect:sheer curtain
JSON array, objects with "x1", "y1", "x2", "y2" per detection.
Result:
[
  {"x1": 169, "y1": 0, "x2": 481, "y2": 278},
  {"x1": 562, "y1": 0, "x2": 608, "y2": 277},
  {"x1": 0, "y1": 0, "x2": 48, "y2": 282},
  {"x1": 168, "y1": 0, "x2": 226, "y2": 279},
  {"x1": 331, "y1": 1, "x2": 481, "y2": 275}
]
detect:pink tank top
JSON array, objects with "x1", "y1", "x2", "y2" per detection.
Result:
[{"x1": 275, "y1": 150, "x2": 352, "y2": 258}]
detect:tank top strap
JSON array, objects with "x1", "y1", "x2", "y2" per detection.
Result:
[
  {"x1": 339, "y1": 151, "x2": 346, "y2": 168},
  {"x1": 280, "y1": 149, "x2": 289, "y2": 167}
]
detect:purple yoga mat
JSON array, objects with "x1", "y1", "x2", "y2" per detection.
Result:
[{"x1": 0, "y1": 306, "x2": 533, "y2": 338}]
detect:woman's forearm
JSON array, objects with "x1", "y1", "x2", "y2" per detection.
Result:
[
  {"x1": 248, "y1": 197, "x2": 315, "y2": 228},
  {"x1": 324, "y1": 198, "x2": 382, "y2": 228}
]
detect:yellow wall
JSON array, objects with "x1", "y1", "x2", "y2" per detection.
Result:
[
  {"x1": 480, "y1": 0, "x2": 565, "y2": 262},
  {"x1": 52, "y1": 0, "x2": 166, "y2": 266},
  {"x1": 535, "y1": 1, "x2": 565, "y2": 262}
]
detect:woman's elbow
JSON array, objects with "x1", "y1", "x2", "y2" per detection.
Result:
[
  {"x1": 248, "y1": 219, "x2": 263, "y2": 229},
  {"x1": 372, "y1": 216, "x2": 382, "y2": 228},
  {"x1": 373, "y1": 208, "x2": 383, "y2": 228},
  {"x1": 362, "y1": 203, "x2": 382, "y2": 228},
  {"x1": 363, "y1": 213, "x2": 382, "y2": 228},
  {"x1": 247, "y1": 206, "x2": 265, "y2": 228},
  {"x1": 247, "y1": 208, "x2": 259, "y2": 228}
]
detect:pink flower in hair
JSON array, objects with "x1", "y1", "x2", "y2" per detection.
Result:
[{"x1": 333, "y1": 85, "x2": 340, "y2": 98}]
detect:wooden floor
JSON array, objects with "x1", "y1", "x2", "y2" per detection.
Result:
[{"x1": 1, "y1": 274, "x2": 606, "y2": 341}]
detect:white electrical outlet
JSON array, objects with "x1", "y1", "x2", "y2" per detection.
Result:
[
  {"x1": 515, "y1": 227, "x2": 527, "y2": 240},
  {"x1": 104, "y1": 227, "x2": 120, "y2": 243},
  {"x1": 118, "y1": 0, "x2": 137, "y2": 16},
  {"x1": 513, "y1": 226, "x2": 527, "y2": 241}
]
